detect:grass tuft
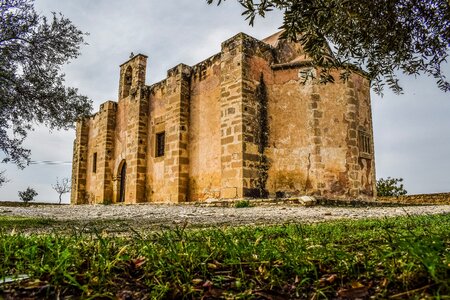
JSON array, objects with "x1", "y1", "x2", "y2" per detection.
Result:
[{"x1": 234, "y1": 200, "x2": 253, "y2": 208}]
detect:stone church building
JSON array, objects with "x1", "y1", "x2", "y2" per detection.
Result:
[{"x1": 71, "y1": 31, "x2": 376, "y2": 204}]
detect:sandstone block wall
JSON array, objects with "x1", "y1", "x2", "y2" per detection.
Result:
[
  {"x1": 71, "y1": 31, "x2": 376, "y2": 204},
  {"x1": 113, "y1": 55, "x2": 149, "y2": 203},
  {"x1": 188, "y1": 54, "x2": 222, "y2": 201},
  {"x1": 71, "y1": 119, "x2": 88, "y2": 204},
  {"x1": 378, "y1": 193, "x2": 450, "y2": 205}
]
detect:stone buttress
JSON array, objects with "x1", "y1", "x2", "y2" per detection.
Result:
[{"x1": 163, "y1": 64, "x2": 191, "y2": 202}]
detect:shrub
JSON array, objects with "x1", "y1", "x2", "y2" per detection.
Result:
[
  {"x1": 234, "y1": 200, "x2": 252, "y2": 208},
  {"x1": 18, "y1": 187, "x2": 38, "y2": 204},
  {"x1": 377, "y1": 177, "x2": 407, "y2": 197}
]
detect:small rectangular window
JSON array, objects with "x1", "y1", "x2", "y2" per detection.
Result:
[
  {"x1": 155, "y1": 132, "x2": 165, "y2": 157},
  {"x1": 358, "y1": 130, "x2": 371, "y2": 158},
  {"x1": 93, "y1": 152, "x2": 97, "y2": 173}
]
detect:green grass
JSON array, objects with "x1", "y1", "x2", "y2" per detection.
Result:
[
  {"x1": 0, "y1": 216, "x2": 140, "y2": 234},
  {"x1": 1, "y1": 214, "x2": 449, "y2": 299},
  {"x1": 0, "y1": 216, "x2": 58, "y2": 229},
  {"x1": 234, "y1": 200, "x2": 253, "y2": 208}
]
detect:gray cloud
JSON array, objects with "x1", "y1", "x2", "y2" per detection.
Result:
[{"x1": 372, "y1": 71, "x2": 450, "y2": 193}]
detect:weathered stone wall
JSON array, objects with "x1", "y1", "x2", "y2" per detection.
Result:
[
  {"x1": 317, "y1": 74, "x2": 353, "y2": 198},
  {"x1": 241, "y1": 35, "x2": 274, "y2": 197},
  {"x1": 265, "y1": 66, "x2": 313, "y2": 197},
  {"x1": 219, "y1": 34, "x2": 246, "y2": 199},
  {"x1": 147, "y1": 64, "x2": 192, "y2": 203},
  {"x1": 117, "y1": 55, "x2": 149, "y2": 204},
  {"x1": 95, "y1": 101, "x2": 116, "y2": 203},
  {"x1": 264, "y1": 66, "x2": 375, "y2": 200},
  {"x1": 84, "y1": 112, "x2": 101, "y2": 203},
  {"x1": 71, "y1": 32, "x2": 377, "y2": 205},
  {"x1": 71, "y1": 119, "x2": 89, "y2": 204},
  {"x1": 378, "y1": 193, "x2": 450, "y2": 205},
  {"x1": 163, "y1": 64, "x2": 191, "y2": 202},
  {"x1": 80, "y1": 102, "x2": 117, "y2": 204},
  {"x1": 122, "y1": 87, "x2": 149, "y2": 203},
  {"x1": 77, "y1": 55, "x2": 149, "y2": 204},
  {"x1": 351, "y1": 75, "x2": 376, "y2": 198},
  {"x1": 112, "y1": 93, "x2": 130, "y2": 201},
  {"x1": 188, "y1": 54, "x2": 222, "y2": 201},
  {"x1": 146, "y1": 79, "x2": 168, "y2": 202}
]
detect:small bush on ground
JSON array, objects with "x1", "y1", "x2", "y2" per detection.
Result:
[
  {"x1": 18, "y1": 187, "x2": 38, "y2": 204},
  {"x1": 377, "y1": 177, "x2": 407, "y2": 196},
  {"x1": 234, "y1": 199, "x2": 252, "y2": 208}
]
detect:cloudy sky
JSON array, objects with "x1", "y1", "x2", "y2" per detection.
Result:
[{"x1": 1, "y1": 0, "x2": 449, "y2": 203}]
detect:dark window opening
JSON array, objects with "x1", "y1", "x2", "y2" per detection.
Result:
[
  {"x1": 118, "y1": 161, "x2": 126, "y2": 203},
  {"x1": 358, "y1": 130, "x2": 371, "y2": 158},
  {"x1": 93, "y1": 152, "x2": 97, "y2": 173},
  {"x1": 156, "y1": 132, "x2": 165, "y2": 157},
  {"x1": 123, "y1": 66, "x2": 133, "y2": 98}
]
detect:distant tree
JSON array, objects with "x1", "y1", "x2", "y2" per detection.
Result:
[
  {"x1": 18, "y1": 187, "x2": 38, "y2": 204},
  {"x1": 0, "y1": 0, "x2": 92, "y2": 169},
  {"x1": 377, "y1": 177, "x2": 407, "y2": 197},
  {"x1": 0, "y1": 170, "x2": 8, "y2": 187},
  {"x1": 207, "y1": 0, "x2": 450, "y2": 95},
  {"x1": 52, "y1": 177, "x2": 71, "y2": 204}
]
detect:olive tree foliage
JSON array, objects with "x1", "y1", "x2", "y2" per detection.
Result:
[
  {"x1": 52, "y1": 177, "x2": 71, "y2": 204},
  {"x1": 376, "y1": 177, "x2": 407, "y2": 197},
  {"x1": 207, "y1": 0, "x2": 450, "y2": 95},
  {"x1": 0, "y1": 0, "x2": 92, "y2": 169}
]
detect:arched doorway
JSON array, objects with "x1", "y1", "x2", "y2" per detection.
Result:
[{"x1": 118, "y1": 161, "x2": 126, "y2": 203}]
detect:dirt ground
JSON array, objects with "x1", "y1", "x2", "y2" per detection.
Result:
[{"x1": 1, "y1": 202, "x2": 450, "y2": 232}]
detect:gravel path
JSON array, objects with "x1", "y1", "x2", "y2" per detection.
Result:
[{"x1": 1, "y1": 203, "x2": 450, "y2": 229}]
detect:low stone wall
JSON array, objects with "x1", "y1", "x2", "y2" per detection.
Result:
[{"x1": 377, "y1": 193, "x2": 450, "y2": 205}]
